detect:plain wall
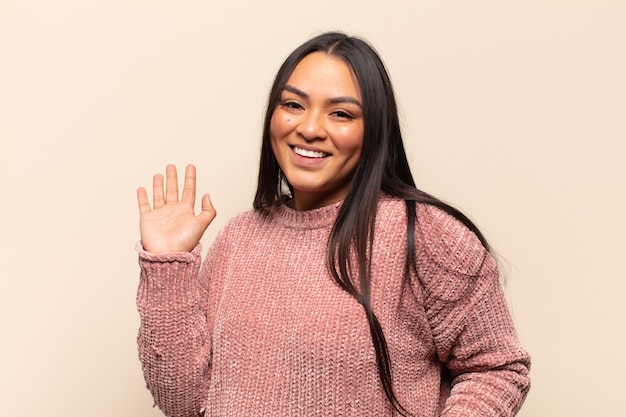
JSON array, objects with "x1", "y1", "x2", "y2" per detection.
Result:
[{"x1": 1, "y1": 1, "x2": 624, "y2": 416}]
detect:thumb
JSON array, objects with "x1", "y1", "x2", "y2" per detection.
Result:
[{"x1": 198, "y1": 194, "x2": 217, "y2": 226}]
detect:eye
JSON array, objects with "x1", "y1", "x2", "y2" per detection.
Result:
[
  {"x1": 279, "y1": 101, "x2": 303, "y2": 111},
  {"x1": 331, "y1": 110, "x2": 355, "y2": 120}
]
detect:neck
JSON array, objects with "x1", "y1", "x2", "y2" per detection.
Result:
[{"x1": 291, "y1": 187, "x2": 349, "y2": 211}]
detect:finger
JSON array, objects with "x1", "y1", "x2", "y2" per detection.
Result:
[
  {"x1": 137, "y1": 187, "x2": 152, "y2": 215},
  {"x1": 165, "y1": 164, "x2": 179, "y2": 203},
  {"x1": 153, "y1": 173, "x2": 165, "y2": 208},
  {"x1": 197, "y1": 194, "x2": 217, "y2": 227},
  {"x1": 181, "y1": 164, "x2": 197, "y2": 207}
]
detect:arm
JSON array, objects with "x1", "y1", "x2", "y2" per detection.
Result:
[
  {"x1": 439, "y1": 275, "x2": 531, "y2": 416},
  {"x1": 416, "y1": 205, "x2": 530, "y2": 416},
  {"x1": 136, "y1": 244, "x2": 211, "y2": 417},
  {"x1": 135, "y1": 165, "x2": 217, "y2": 416}
]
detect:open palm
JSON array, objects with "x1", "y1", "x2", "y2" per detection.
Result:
[{"x1": 137, "y1": 164, "x2": 216, "y2": 253}]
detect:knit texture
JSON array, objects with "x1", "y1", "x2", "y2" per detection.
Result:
[{"x1": 136, "y1": 195, "x2": 530, "y2": 417}]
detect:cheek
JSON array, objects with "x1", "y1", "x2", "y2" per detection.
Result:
[
  {"x1": 335, "y1": 125, "x2": 364, "y2": 155},
  {"x1": 269, "y1": 110, "x2": 294, "y2": 140}
]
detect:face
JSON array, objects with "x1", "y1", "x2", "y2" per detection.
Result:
[{"x1": 270, "y1": 52, "x2": 364, "y2": 211}]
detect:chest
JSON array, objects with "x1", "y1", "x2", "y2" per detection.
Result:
[
  {"x1": 214, "y1": 233, "x2": 367, "y2": 358},
  {"x1": 208, "y1": 226, "x2": 435, "y2": 370}
]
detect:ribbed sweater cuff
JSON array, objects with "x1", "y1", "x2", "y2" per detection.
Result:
[{"x1": 135, "y1": 241, "x2": 203, "y2": 299}]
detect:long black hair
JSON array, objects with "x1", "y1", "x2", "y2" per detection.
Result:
[{"x1": 253, "y1": 31, "x2": 489, "y2": 416}]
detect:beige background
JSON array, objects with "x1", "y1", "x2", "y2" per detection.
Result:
[{"x1": 1, "y1": 1, "x2": 624, "y2": 416}]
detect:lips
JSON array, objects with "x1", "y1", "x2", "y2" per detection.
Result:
[{"x1": 292, "y1": 146, "x2": 329, "y2": 158}]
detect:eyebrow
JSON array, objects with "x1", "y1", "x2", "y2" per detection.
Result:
[{"x1": 283, "y1": 85, "x2": 363, "y2": 108}]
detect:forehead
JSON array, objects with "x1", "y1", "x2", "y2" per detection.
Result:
[{"x1": 286, "y1": 52, "x2": 361, "y2": 99}]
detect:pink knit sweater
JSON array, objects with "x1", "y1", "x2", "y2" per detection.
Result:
[{"x1": 136, "y1": 196, "x2": 530, "y2": 416}]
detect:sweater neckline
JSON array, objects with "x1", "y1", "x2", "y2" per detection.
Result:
[{"x1": 271, "y1": 199, "x2": 342, "y2": 230}]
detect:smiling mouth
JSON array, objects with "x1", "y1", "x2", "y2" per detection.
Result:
[{"x1": 292, "y1": 146, "x2": 330, "y2": 158}]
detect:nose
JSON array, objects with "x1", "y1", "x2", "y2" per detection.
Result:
[{"x1": 296, "y1": 109, "x2": 327, "y2": 141}]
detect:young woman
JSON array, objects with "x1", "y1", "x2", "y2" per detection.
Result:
[{"x1": 136, "y1": 32, "x2": 530, "y2": 417}]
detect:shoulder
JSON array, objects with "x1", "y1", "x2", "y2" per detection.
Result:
[
  {"x1": 373, "y1": 195, "x2": 496, "y2": 294},
  {"x1": 375, "y1": 196, "x2": 491, "y2": 275},
  {"x1": 207, "y1": 207, "x2": 273, "y2": 253},
  {"x1": 415, "y1": 203, "x2": 493, "y2": 277},
  {"x1": 225, "y1": 207, "x2": 272, "y2": 228},
  {"x1": 413, "y1": 203, "x2": 498, "y2": 301},
  {"x1": 215, "y1": 207, "x2": 273, "y2": 241}
]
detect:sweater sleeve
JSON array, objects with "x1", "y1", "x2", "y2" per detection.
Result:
[
  {"x1": 440, "y1": 277, "x2": 531, "y2": 417},
  {"x1": 415, "y1": 205, "x2": 531, "y2": 417},
  {"x1": 135, "y1": 242, "x2": 212, "y2": 417}
]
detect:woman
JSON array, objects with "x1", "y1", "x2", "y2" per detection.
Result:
[{"x1": 136, "y1": 32, "x2": 530, "y2": 416}]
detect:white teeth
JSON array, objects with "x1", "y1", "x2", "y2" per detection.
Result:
[{"x1": 293, "y1": 146, "x2": 328, "y2": 158}]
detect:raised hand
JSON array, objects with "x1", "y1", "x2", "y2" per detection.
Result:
[{"x1": 137, "y1": 164, "x2": 216, "y2": 253}]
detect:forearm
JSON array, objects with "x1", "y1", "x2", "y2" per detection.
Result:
[
  {"x1": 442, "y1": 364, "x2": 530, "y2": 416},
  {"x1": 136, "y1": 244, "x2": 211, "y2": 417},
  {"x1": 441, "y1": 280, "x2": 531, "y2": 416}
]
